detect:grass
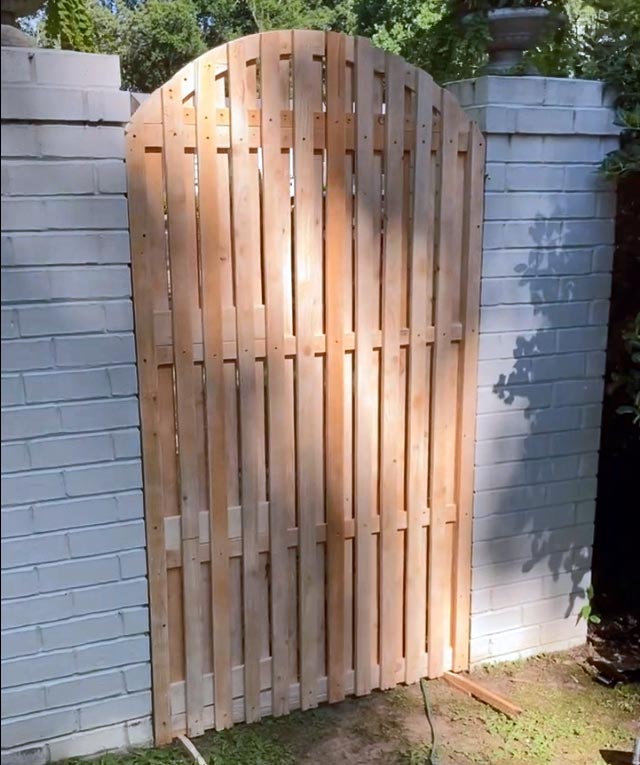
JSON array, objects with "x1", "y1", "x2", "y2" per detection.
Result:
[
  {"x1": 480, "y1": 682, "x2": 635, "y2": 764},
  {"x1": 398, "y1": 742, "x2": 434, "y2": 764},
  {"x1": 58, "y1": 649, "x2": 639, "y2": 765},
  {"x1": 200, "y1": 728, "x2": 295, "y2": 765},
  {"x1": 64, "y1": 747, "x2": 190, "y2": 765},
  {"x1": 64, "y1": 728, "x2": 295, "y2": 765}
]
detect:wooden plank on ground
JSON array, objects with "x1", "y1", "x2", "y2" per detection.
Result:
[
  {"x1": 379, "y1": 52, "x2": 405, "y2": 691},
  {"x1": 443, "y1": 672, "x2": 523, "y2": 718},
  {"x1": 353, "y1": 35, "x2": 376, "y2": 698},
  {"x1": 161, "y1": 72, "x2": 204, "y2": 737},
  {"x1": 293, "y1": 28, "x2": 324, "y2": 711},
  {"x1": 177, "y1": 734, "x2": 208, "y2": 765},
  {"x1": 404, "y1": 69, "x2": 434, "y2": 685},
  {"x1": 325, "y1": 30, "x2": 347, "y2": 704},
  {"x1": 195, "y1": 49, "x2": 233, "y2": 731},
  {"x1": 427, "y1": 89, "x2": 460, "y2": 679},
  {"x1": 261, "y1": 29, "x2": 293, "y2": 717},
  {"x1": 228, "y1": 38, "x2": 261, "y2": 723},
  {"x1": 452, "y1": 122, "x2": 485, "y2": 672},
  {"x1": 125, "y1": 115, "x2": 172, "y2": 745}
]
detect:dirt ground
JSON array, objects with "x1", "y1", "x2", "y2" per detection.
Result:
[{"x1": 64, "y1": 648, "x2": 639, "y2": 765}]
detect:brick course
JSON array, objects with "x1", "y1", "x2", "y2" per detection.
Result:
[
  {"x1": 1, "y1": 47, "x2": 150, "y2": 764},
  {"x1": 448, "y1": 76, "x2": 616, "y2": 664},
  {"x1": 0, "y1": 56, "x2": 618, "y2": 762}
]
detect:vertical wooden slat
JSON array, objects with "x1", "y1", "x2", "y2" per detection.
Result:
[
  {"x1": 452, "y1": 123, "x2": 485, "y2": 671},
  {"x1": 427, "y1": 90, "x2": 461, "y2": 679},
  {"x1": 312, "y1": 51, "x2": 327, "y2": 690},
  {"x1": 404, "y1": 70, "x2": 434, "y2": 685},
  {"x1": 342, "y1": 51, "x2": 355, "y2": 685},
  {"x1": 147, "y1": 151, "x2": 169, "y2": 314},
  {"x1": 353, "y1": 35, "x2": 376, "y2": 698},
  {"x1": 228, "y1": 39, "x2": 261, "y2": 723},
  {"x1": 261, "y1": 30, "x2": 292, "y2": 717},
  {"x1": 126, "y1": 122, "x2": 172, "y2": 745},
  {"x1": 195, "y1": 50, "x2": 233, "y2": 731},
  {"x1": 283, "y1": 36, "x2": 299, "y2": 695},
  {"x1": 325, "y1": 31, "x2": 347, "y2": 704},
  {"x1": 370, "y1": 60, "x2": 384, "y2": 688},
  {"x1": 293, "y1": 29, "x2": 323, "y2": 711},
  {"x1": 161, "y1": 74, "x2": 204, "y2": 737},
  {"x1": 128, "y1": 34, "x2": 484, "y2": 738},
  {"x1": 379, "y1": 53, "x2": 405, "y2": 690}
]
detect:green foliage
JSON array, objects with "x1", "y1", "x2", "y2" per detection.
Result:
[
  {"x1": 580, "y1": 0, "x2": 640, "y2": 97},
  {"x1": 460, "y1": 0, "x2": 565, "y2": 10},
  {"x1": 193, "y1": 0, "x2": 255, "y2": 48},
  {"x1": 579, "y1": 0, "x2": 640, "y2": 179},
  {"x1": 355, "y1": 0, "x2": 489, "y2": 83},
  {"x1": 399, "y1": 742, "x2": 434, "y2": 764},
  {"x1": 119, "y1": 0, "x2": 206, "y2": 91},
  {"x1": 33, "y1": 0, "x2": 640, "y2": 135},
  {"x1": 248, "y1": 0, "x2": 335, "y2": 31},
  {"x1": 612, "y1": 313, "x2": 640, "y2": 425},
  {"x1": 580, "y1": 0, "x2": 640, "y2": 431},
  {"x1": 193, "y1": 0, "x2": 346, "y2": 49},
  {"x1": 601, "y1": 109, "x2": 640, "y2": 178},
  {"x1": 86, "y1": 0, "x2": 124, "y2": 56},
  {"x1": 73, "y1": 0, "x2": 346, "y2": 91},
  {"x1": 578, "y1": 585, "x2": 602, "y2": 624},
  {"x1": 63, "y1": 743, "x2": 190, "y2": 765},
  {"x1": 201, "y1": 727, "x2": 296, "y2": 765},
  {"x1": 44, "y1": 0, "x2": 96, "y2": 50},
  {"x1": 354, "y1": 0, "x2": 578, "y2": 83}
]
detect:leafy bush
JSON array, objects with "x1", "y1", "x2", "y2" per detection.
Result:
[
  {"x1": 44, "y1": 0, "x2": 95, "y2": 50},
  {"x1": 119, "y1": 0, "x2": 206, "y2": 92},
  {"x1": 612, "y1": 314, "x2": 640, "y2": 425},
  {"x1": 459, "y1": 0, "x2": 565, "y2": 11}
]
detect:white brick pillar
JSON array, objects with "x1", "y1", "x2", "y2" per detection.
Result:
[
  {"x1": 1, "y1": 48, "x2": 151, "y2": 763},
  {"x1": 446, "y1": 77, "x2": 619, "y2": 664}
]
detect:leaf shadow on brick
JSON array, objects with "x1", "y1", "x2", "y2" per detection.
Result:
[{"x1": 488, "y1": 211, "x2": 596, "y2": 626}]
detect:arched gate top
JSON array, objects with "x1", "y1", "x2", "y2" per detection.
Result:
[
  {"x1": 125, "y1": 29, "x2": 484, "y2": 745},
  {"x1": 127, "y1": 30, "x2": 478, "y2": 154}
]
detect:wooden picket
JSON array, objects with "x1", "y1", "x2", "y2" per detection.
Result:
[{"x1": 125, "y1": 30, "x2": 484, "y2": 744}]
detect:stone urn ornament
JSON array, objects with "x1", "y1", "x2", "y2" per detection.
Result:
[
  {"x1": 1, "y1": 0, "x2": 45, "y2": 47},
  {"x1": 462, "y1": 0, "x2": 565, "y2": 74}
]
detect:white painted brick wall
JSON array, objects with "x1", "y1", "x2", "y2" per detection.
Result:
[
  {"x1": 448, "y1": 76, "x2": 617, "y2": 666},
  {"x1": 1, "y1": 55, "x2": 618, "y2": 760},
  {"x1": 1, "y1": 47, "x2": 151, "y2": 765}
]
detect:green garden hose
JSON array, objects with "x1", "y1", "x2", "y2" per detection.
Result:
[{"x1": 419, "y1": 678, "x2": 439, "y2": 765}]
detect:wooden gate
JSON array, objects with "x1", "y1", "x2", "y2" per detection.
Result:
[{"x1": 126, "y1": 30, "x2": 484, "y2": 743}]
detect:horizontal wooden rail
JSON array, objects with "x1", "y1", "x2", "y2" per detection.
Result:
[
  {"x1": 164, "y1": 503, "x2": 457, "y2": 568},
  {"x1": 139, "y1": 115, "x2": 469, "y2": 152},
  {"x1": 154, "y1": 309, "x2": 464, "y2": 364},
  {"x1": 169, "y1": 654, "x2": 430, "y2": 734}
]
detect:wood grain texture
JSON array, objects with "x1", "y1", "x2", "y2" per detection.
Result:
[
  {"x1": 261, "y1": 29, "x2": 293, "y2": 716},
  {"x1": 228, "y1": 38, "x2": 262, "y2": 723},
  {"x1": 353, "y1": 35, "x2": 376, "y2": 698},
  {"x1": 404, "y1": 69, "x2": 433, "y2": 685},
  {"x1": 325, "y1": 31, "x2": 347, "y2": 704},
  {"x1": 161, "y1": 72, "x2": 204, "y2": 737},
  {"x1": 443, "y1": 672, "x2": 523, "y2": 718},
  {"x1": 126, "y1": 31, "x2": 484, "y2": 739},
  {"x1": 427, "y1": 89, "x2": 462, "y2": 679},
  {"x1": 379, "y1": 52, "x2": 405, "y2": 691},
  {"x1": 452, "y1": 123, "x2": 485, "y2": 672},
  {"x1": 125, "y1": 117, "x2": 172, "y2": 745},
  {"x1": 195, "y1": 49, "x2": 233, "y2": 731},
  {"x1": 292, "y1": 28, "x2": 325, "y2": 712}
]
